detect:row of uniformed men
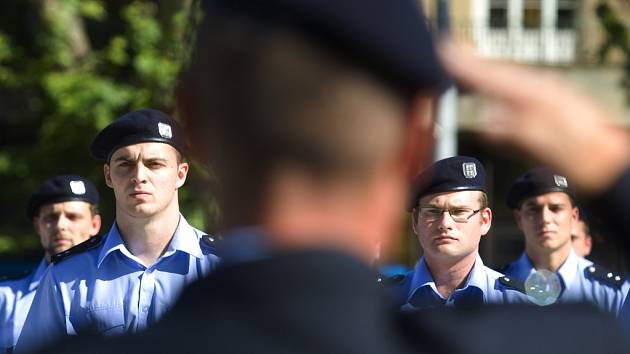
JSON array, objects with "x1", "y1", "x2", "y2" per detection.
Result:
[
  {"x1": 385, "y1": 156, "x2": 630, "y2": 317},
  {"x1": 0, "y1": 109, "x2": 220, "y2": 353},
  {"x1": 1, "y1": 111, "x2": 628, "y2": 352}
]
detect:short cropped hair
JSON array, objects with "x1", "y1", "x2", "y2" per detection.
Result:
[{"x1": 181, "y1": 14, "x2": 415, "y2": 226}]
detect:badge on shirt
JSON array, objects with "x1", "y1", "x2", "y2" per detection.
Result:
[
  {"x1": 69, "y1": 181, "x2": 86, "y2": 195},
  {"x1": 462, "y1": 162, "x2": 477, "y2": 179},
  {"x1": 158, "y1": 122, "x2": 172, "y2": 139}
]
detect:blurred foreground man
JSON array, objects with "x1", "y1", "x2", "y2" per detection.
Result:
[
  {"x1": 504, "y1": 168, "x2": 628, "y2": 314},
  {"x1": 51, "y1": 1, "x2": 630, "y2": 353},
  {"x1": 391, "y1": 156, "x2": 529, "y2": 309},
  {"x1": 16, "y1": 110, "x2": 220, "y2": 353},
  {"x1": 0, "y1": 175, "x2": 101, "y2": 352}
]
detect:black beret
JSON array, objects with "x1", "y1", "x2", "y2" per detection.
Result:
[
  {"x1": 90, "y1": 109, "x2": 186, "y2": 161},
  {"x1": 205, "y1": 0, "x2": 449, "y2": 94},
  {"x1": 407, "y1": 156, "x2": 486, "y2": 211},
  {"x1": 27, "y1": 175, "x2": 99, "y2": 218},
  {"x1": 506, "y1": 167, "x2": 576, "y2": 209}
]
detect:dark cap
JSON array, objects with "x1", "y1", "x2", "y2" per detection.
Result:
[
  {"x1": 506, "y1": 167, "x2": 576, "y2": 209},
  {"x1": 27, "y1": 175, "x2": 99, "y2": 218},
  {"x1": 407, "y1": 156, "x2": 486, "y2": 211},
  {"x1": 206, "y1": 0, "x2": 449, "y2": 94},
  {"x1": 90, "y1": 109, "x2": 186, "y2": 161}
]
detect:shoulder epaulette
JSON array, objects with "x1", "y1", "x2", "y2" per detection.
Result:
[
  {"x1": 51, "y1": 235, "x2": 104, "y2": 264},
  {"x1": 201, "y1": 234, "x2": 222, "y2": 249},
  {"x1": 377, "y1": 274, "x2": 406, "y2": 287},
  {"x1": 584, "y1": 264, "x2": 625, "y2": 289},
  {"x1": 499, "y1": 275, "x2": 526, "y2": 294},
  {"x1": 0, "y1": 269, "x2": 32, "y2": 282}
]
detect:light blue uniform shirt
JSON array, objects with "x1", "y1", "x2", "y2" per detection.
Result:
[
  {"x1": 0, "y1": 259, "x2": 47, "y2": 351},
  {"x1": 392, "y1": 255, "x2": 530, "y2": 310},
  {"x1": 15, "y1": 215, "x2": 220, "y2": 353},
  {"x1": 504, "y1": 249, "x2": 629, "y2": 315}
]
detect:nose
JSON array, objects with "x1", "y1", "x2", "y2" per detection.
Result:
[
  {"x1": 55, "y1": 214, "x2": 70, "y2": 231},
  {"x1": 541, "y1": 206, "x2": 553, "y2": 223},
  {"x1": 131, "y1": 164, "x2": 148, "y2": 184},
  {"x1": 437, "y1": 210, "x2": 455, "y2": 230}
]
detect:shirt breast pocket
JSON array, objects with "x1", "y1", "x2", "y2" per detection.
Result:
[{"x1": 85, "y1": 303, "x2": 125, "y2": 336}]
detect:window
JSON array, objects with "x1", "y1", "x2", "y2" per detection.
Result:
[
  {"x1": 557, "y1": 0, "x2": 577, "y2": 29},
  {"x1": 489, "y1": 0, "x2": 508, "y2": 29},
  {"x1": 523, "y1": 0, "x2": 541, "y2": 29}
]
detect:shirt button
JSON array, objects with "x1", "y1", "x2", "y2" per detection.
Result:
[{"x1": 142, "y1": 306, "x2": 149, "y2": 312}]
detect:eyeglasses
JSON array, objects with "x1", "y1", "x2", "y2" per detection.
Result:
[{"x1": 418, "y1": 207, "x2": 482, "y2": 223}]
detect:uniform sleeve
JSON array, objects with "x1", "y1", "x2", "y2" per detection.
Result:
[
  {"x1": 0, "y1": 287, "x2": 14, "y2": 351},
  {"x1": 14, "y1": 266, "x2": 72, "y2": 353}
]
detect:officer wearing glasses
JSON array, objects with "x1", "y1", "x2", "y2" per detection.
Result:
[
  {"x1": 390, "y1": 156, "x2": 530, "y2": 310},
  {"x1": 504, "y1": 168, "x2": 629, "y2": 314}
]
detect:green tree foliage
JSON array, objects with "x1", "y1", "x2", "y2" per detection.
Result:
[{"x1": 0, "y1": 0, "x2": 218, "y2": 257}]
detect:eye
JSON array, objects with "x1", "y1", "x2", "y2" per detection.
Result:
[
  {"x1": 451, "y1": 208, "x2": 471, "y2": 217},
  {"x1": 524, "y1": 206, "x2": 541, "y2": 213},
  {"x1": 147, "y1": 160, "x2": 167, "y2": 169},
  {"x1": 117, "y1": 161, "x2": 133, "y2": 168},
  {"x1": 43, "y1": 215, "x2": 58, "y2": 223},
  {"x1": 421, "y1": 208, "x2": 442, "y2": 217}
]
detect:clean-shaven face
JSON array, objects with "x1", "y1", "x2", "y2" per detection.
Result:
[
  {"x1": 105, "y1": 142, "x2": 189, "y2": 218},
  {"x1": 515, "y1": 192, "x2": 578, "y2": 256}
]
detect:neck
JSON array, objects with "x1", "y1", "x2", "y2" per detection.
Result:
[
  {"x1": 115, "y1": 202, "x2": 181, "y2": 267},
  {"x1": 424, "y1": 253, "x2": 477, "y2": 299},
  {"x1": 261, "y1": 168, "x2": 404, "y2": 264},
  {"x1": 526, "y1": 242, "x2": 571, "y2": 272}
]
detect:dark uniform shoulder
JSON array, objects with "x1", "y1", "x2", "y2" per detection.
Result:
[
  {"x1": 201, "y1": 234, "x2": 222, "y2": 248},
  {"x1": 584, "y1": 263, "x2": 625, "y2": 289},
  {"x1": 51, "y1": 235, "x2": 104, "y2": 264},
  {"x1": 0, "y1": 269, "x2": 32, "y2": 282},
  {"x1": 496, "y1": 263, "x2": 511, "y2": 274},
  {"x1": 499, "y1": 275, "x2": 527, "y2": 294},
  {"x1": 377, "y1": 273, "x2": 407, "y2": 287}
]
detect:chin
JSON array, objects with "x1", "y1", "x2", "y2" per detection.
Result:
[{"x1": 128, "y1": 204, "x2": 157, "y2": 217}]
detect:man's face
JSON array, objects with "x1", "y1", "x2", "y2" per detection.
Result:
[
  {"x1": 571, "y1": 220, "x2": 592, "y2": 257},
  {"x1": 104, "y1": 142, "x2": 189, "y2": 218},
  {"x1": 412, "y1": 190, "x2": 491, "y2": 263},
  {"x1": 33, "y1": 201, "x2": 101, "y2": 261},
  {"x1": 514, "y1": 192, "x2": 578, "y2": 256}
]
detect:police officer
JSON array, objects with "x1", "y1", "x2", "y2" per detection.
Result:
[
  {"x1": 571, "y1": 215, "x2": 593, "y2": 258},
  {"x1": 390, "y1": 156, "x2": 529, "y2": 309},
  {"x1": 16, "y1": 109, "x2": 220, "y2": 353},
  {"x1": 0, "y1": 175, "x2": 100, "y2": 352},
  {"x1": 503, "y1": 167, "x2": 629, "y2": 314}
]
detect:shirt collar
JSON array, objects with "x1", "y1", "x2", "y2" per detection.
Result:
[
  {"x1": 163, "y1": 216, "x2": 204, "y2": 259},
  {"x1": 464, "y1": 255, "x2": 489, "y2": 290},
  {"x1": 97, "y1": 214, "x2": 203, "y2": 268},
  {"x1": 556, "y1": 247, "x2": 579, "y2": 288},
  {"x1": 407, "y1": 254, "x2": 485, "y2": 302}
]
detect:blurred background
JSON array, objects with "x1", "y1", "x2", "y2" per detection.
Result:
[
  {"x1": 0, "y1": 0, "x2": 219, "y2": 272},
  {"x1": 0, "y1": 0, "x2": 628, "y2": 275}
]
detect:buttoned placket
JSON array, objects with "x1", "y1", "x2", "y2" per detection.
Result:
[{"x1": 137, "y1": 266, "x2": 156, "y2": 329}]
